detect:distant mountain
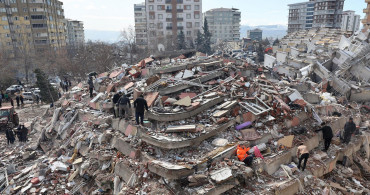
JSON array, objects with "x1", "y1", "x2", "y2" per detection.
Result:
[
  {"x1": 241, "y1": 25, "x2": 288, "y2": 39},
  {"x1": 85, "y1": 30, "x2": 121, "y2": 43}
]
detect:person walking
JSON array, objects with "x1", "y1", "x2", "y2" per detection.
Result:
[
  {"x1": 118, "y1": 94, "x2": 131, "y2": 120},
  {"x1": 297, "y1": 143, "x2": 310, "y2": 171},
  {"x1": 10, "y1": 98, "x2": 14, "y2": 107},
  {"x1": 134, "y1": 94, "x2": 148, "y2": 125},
  {"x1": 342, "y1": 117, "x2": 356, "y2": 144},
  {"x1": 112, "y1": 92, "x2": 121, "y2": 118},
  {"x1": 315, "y1": 122, "x2": 333, "y2": 152},
  {"x1": 88, "y1": 77, "x2": 94, "y2": 98},
  {"x1": 4, "y1": 93, "x2": 9, "y2": 102},
  {"x1": 35, "y1": 94, "x2": 40, "y2": 105},
  {"x1": 15, "y1": 95, "x2": 20, "y2": 107},
  {"x1": 5, "y1": 125, "x2": 15, "y2": 145},
  {"x1": 20, "y1": 94, "x2": 24, "y2": 107}
]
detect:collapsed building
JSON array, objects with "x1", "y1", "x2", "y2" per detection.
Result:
[{"x1": 0, "y1": 29, "x2": 369, "y2": 195}]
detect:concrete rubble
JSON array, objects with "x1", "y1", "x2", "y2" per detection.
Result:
[{"x1": 0, "y1": 28, "x2": 369, "y2": 195}]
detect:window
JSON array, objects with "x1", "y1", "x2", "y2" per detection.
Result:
[
  {"x1": 22, "y1": 0, "x2": 27, "y2": 3},
  {"x1": 3, "y1": 25, "x2": 9, "y2": 30},
  {"x1": 10, "y1": 0, "x2": 16, "y2": 3},
  {"x1": 195, "y1": 22, "x2": 200, "y2": 27},
  {"x1": 176, "y1": 5, "x2": 183, "y2": 9},
  {"x1": 194, "y1": 14, "x2": 200, "y2": 19},
  {"x1": 149, "y1": 23, "x2": 154, "y2": 28},
  {"x1": 23, "y1": 8, "x2": 28, "y2": 12},
  {"x1": 14, "y1": 16, "x2": 19, "y2": 20},
  {"x1": 167, "y1": 14, "x2": 172, "y2": 18},
  {"x1": 186, "y1": 14, "x2": 191, "y2": 19},
  {"x1": 32, "y1": 23, "x2": 47, "y2": 28},
  {"x1": 166, "y1": 5, "x2": 172, "y2": 10},
  {"x1": 6, "y1": 34, "x2": 10, "y2": 37},
  {"x1": 31, "y1": 15, "x2": 43, "y2": 19},
  {"x1": 194, "y1": 5, "x2": 200, "y2": 10},
  {"x1": 186, "y1": 22, "x2": 192, "y2": 28},
  {"x1": 11, "y1": 8, "x2": 18, "y2": 12},
  {"x1": 24, "y1": 16, "x2": 29, "y2": 20},
  {"x1": 149, "y1": 5, "x2": 154, "y2": 10},
  {"x1": 186, "y1": 31, "x2": 191, "y2": 36},
  {"x1": 157, "y1": 5, "x2": 163, "y2": 10},
  {"x1": 49, "y1": 16, "x2": 53, "y2": 20},
  {"x1": 158, "y1": 14, "x2": 163, "y2": 19},
  {"x1": 185, "y1": 5, "x2": 191, "y2": 10},
  {"x1": 32, "y1": 8, "x2": 37, "y2": 12},
  {"x1": 149, "y1": 15, "x2": 155, "y2": 19},
  {"x1": 158, "y1": 23, "x2": 163, "y2": 29},
  {"x1": 2, "y1": 16, "x2": 7, "y2": 21}
]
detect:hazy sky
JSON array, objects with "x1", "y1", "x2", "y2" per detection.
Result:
[{"x1": 61, "y1": 0, "x2": 366, "y2": 31}]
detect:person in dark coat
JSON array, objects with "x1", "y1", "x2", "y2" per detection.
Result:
[
  {"x1": 118, "y1": 94, "x2": 131, "y2": 120},
  {"x1": 342, "y1": 117, "x2": 356, "y2": 144},
  {"x1": 17, "y1": 124, "x2": 28, "y2": 142},
  {"x1": 112, "y1": 92, "x2": 121, "y2": 118},
  {"x1": 316, "y1": 122, "x2": 333, "y2": 152},
  {"x1": 5, "y1": 126, "x2": 15, "y2": 145},
  {"x1": 20, "y1": 95, "x2": 24, "y2": 106},
  {"x1": 10, "y1": 98, "x2": 14, "y2": 107},
  {"x1": 133, "y1": 94, "x2": 148, "y2": 125},
  {"x1": 15, "y1": 95, "x2": 20, "y2": 107},
  {"x1": 88, "y1": 77, "x2": 94, "y2": 98},
  {"x1": 16, "y1": 124, "x2": 23, "y2": 142}
]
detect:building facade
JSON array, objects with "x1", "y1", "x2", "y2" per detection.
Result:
[
  {"x1": 341, "y1": 10, "x2": 360, "y2": 33},
  {"x1": 134, "y1": 0, "x2": 202, "y2": 52},
  {"x1": 247, "y1": 28, "x2": 262, "y2": 41},
  {"x1": 288, "y1": 0, "x2": 344, "y2": 33},
  {"x1": 0, "y1": 0, "x2": 67, "y2": 55},
  {"x1": 363, "y1": 0, "x2": 370, "y2": 29},
  {"x1": 134, "y1": 3, "x2": 148, "y2": 49},
  {"x1": 65, "y1": 19, "x2": 84, "y2": 48},
  {"x1": 204, "y1": 8, "x2": 241, "y2": 44}
]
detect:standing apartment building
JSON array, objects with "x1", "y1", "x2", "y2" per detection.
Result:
[
  {"x1": 288, "y1": 0, "x2": 344, "y2": 33},
  {"x1": 341, "y1": 10, "x2": 360, "y2": 33},
  {"x1": 363, "y1": 0, "x2": 370, "y2": 29},
  {"x1": 0, "y1": 0, "x2": 67, "y2": 56},
  {"x1": 134, "y1": 0, "x2": 202, "y2": 52},
  {"x1": 247, "y1": 28, "x2": 262, "y2": 41},
  {"x1": 65, "y1": 19, "x2": 84, "y2": 48},
  {"x1": 204, "y1": 8, "x2": 241, "y2": 44}
]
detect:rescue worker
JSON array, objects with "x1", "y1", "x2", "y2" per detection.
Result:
[
  {"x1": 5, "y1": 125, "x2": 15, "y2": 145},
  {"x1": 112, "y1": 92, "x2": 121, "y2": 118},
  {"x1": 88, "y1": 77, "x2": 94, "y2": 98},
  {"x1": 297, "y1": 143, "x2": 309, "y2": 171},
  {"x1": 133, "y1": 94, "x2": 148, "y2": 125},
  {"x1": 342, "y1": 117, "x2": 356, "y2": 144},
  {"x1": 315, "y1": 122, "x2": 333, "y2": 152},
  {"x1": 118, "y1": 94, "x2": 131, "y2": 120},
  {"x1": 236, "y1": 144, "x2": 254, "y2": 166}
]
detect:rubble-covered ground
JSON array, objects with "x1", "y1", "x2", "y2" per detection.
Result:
[{"x1": 0, "y1": 28, "x2": 370, "y2": 195}]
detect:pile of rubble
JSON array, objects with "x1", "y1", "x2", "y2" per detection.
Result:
[{"x1": 0, "y1": 28, "x2": 369, "y2": 195}]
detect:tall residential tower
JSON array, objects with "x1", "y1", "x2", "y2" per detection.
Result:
[
  {"x1": 204, "y1": 8, "x2": 241, "y2": 44},
  {"x1": 341, "y1": 10, "x2": 361, "y2": 33}
]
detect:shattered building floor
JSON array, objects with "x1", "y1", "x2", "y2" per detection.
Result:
[{"x1": 0, "y1": 30, "x2": 370, "y2": 195}]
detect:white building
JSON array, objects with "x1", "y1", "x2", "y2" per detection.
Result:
[
  {"x1": 134, "y1": 0, "x2": 203, "y2": 52},
  {"x1": 66, "y1": 19, "x2": 85, "y2": 47},
  {"x1": 134, "y1": 3, "x2": 148, "y2": 49},
  {"x1": 341, "y1": 10, "x2": 361, "y2": 33},
  {"x1": 204, "y1": 8, "x2": 241, "y2": 44}
]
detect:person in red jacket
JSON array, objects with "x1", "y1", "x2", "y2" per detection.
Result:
[{"x1": 237, "y1": 144, "x2": 254, "y2": 166}]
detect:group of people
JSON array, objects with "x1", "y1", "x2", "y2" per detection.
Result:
[
  {"x1": 5, "y1": 123, "x2": 28, "y2": 145},
  {"x1": 0, "y1": 92, "x2": 24, "y2": 108},
  {"x1": 60, "y1": 79, "x2": 72, "y2": 92},
  {"x1": 112, "y1": 92, "x2": 148, "y2": 125},
  {"x1": 236, "y1": 117, "x2": 358, "y2": 172}
]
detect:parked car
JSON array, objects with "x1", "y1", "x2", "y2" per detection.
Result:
[
  {"x1": 6, "y1": 85, "x2": 23, "y2": 94},
  {"x1": 22, "y1": 92, "x2": 34, "y2": 102}
]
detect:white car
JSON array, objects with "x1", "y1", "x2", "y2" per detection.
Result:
[
  {"x1": 6, "y1": 85, "x2": 23, "y2": 94},
  {"x1": 22, "y1": 92, "x2": 34, "y2": 102}
]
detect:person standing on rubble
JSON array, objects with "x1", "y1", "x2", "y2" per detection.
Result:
[
  {"x1": 15, "y1": 95, "x2": 20, "y2": 107},
  {"x1": 134, "y1": 94, "x2": 148, "y2": 125},
  {"x1": 5, "y1": 125, "x2": 15, "y2": 145},
  {"x1": 342, "y1": 117, "x2": 356, "y2": 144},
  {"x1": 315, "y1": 122, "x2": 333, "y2": 152},
  {"x1": 297, "y1": 143, "x2": 309, "y2": 171},
  {"x1": 118, "y1": 93, "x2": 131, "y2": 120},
  {"x1": 112, "y1": 92, "x2": 121, "y2": 118},
  {"x1": 17, "y1": 123, "x2": 28, "y2": 142},
  {"x1": 88, "y1": 77, "x2": 94, "y2": 98},
  {"x1": 236, "y1": 144, "x2": 254, "y2": 166}
]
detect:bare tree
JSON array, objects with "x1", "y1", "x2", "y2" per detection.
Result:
[
  {"x1": 119, "y1": 26, "x2": 148, "y2": 64},
  {"x1": 0, "y1": 50, "x2": 16, "y2": 91},
  {"x1": 14, "y1": 27, "x2": 35, "y2": 83}
]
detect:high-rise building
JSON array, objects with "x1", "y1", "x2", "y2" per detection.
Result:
[
  {"x1": 204, "y1": 8, "x2": 241, "y2": 44},
  {"x1": 363, "y1": 0, "x2": 370, "y2": 29},
  {"x1": 247, "y1": 28, "x2": 262, "y2": 41},
  {"x1": 341, "y1": 10, "x2": 361, "y2": 33},
  {"x1": 0, "y1": 0, "x2": 67, "y2": 55},
  {"x1": 134, "y1": 3, "x2": 148, "y2": 49},
  {"x1": 134, "y1": 0, "x2": 202, "y2": 52},
  {"x1": 65, "y1": 19, "x2": 84, "y2": 48},
  {"x1": 288, "y1": 0, "x2": 344, "y2": 33}
]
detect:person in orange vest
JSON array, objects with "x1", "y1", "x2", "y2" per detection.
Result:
[{"x1": 237, "y1": 144, "x2": 254, "y2": 166}]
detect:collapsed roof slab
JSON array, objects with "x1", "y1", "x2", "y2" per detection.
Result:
[
  {"x1": 159, "y1": 71, "x2": 224, "y2": 96},
  {"x1": 146, "y1": 96, "x2": 224, "y2": 122},
  {"x1": 138, "y1": 120, "x2": 235, "y2": 150}
]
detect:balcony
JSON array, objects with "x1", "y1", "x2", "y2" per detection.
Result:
[
  {"x1": 177, "y1": 26, "x2": 183, "y2": 30},
  {"x1": 165, "y1": 0, "x2": 171, "y2": 3},
  {"x1": 177, "y1": 0, "x2": 183, "y2": 3},
  {"x1": 177, "y1": 9, "x2": 183, "y2": 12},
  {"x1": 166, "y1": 18, "x2": 172, "y2": 22},
  {"x1": 177, "y1": 17, "x2": 183, "y2": 22},
  {"x1": 166, "y1": 26, "x2": 173, "y2": 30},
  {"x1": 166, "y1": 9, "x2": 172, "y2": 13}
]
